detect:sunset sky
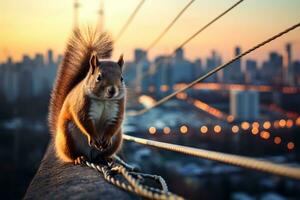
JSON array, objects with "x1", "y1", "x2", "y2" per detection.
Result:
[{"x1": 0, "y1": 0, "x2": 300, "y2": 64}]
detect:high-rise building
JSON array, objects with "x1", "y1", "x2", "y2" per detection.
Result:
[
  {"x1": 205, "y1": 50, "x2": 221, "y2": 82},
  {"x1": 134, "y1": 49, "x2": 147, "y2": 63},
  {"x1": 133, "y1": 49, "x2": 149, "y2": 93},
  {"x1": 261, "y1": 52, "x2": 283, "y2": 84},
  {"x1": 223, "y1": 46, "x2": 242, "y2": 83},
  {"x1": 34, "y1": 53, "x2": 44, "y2": 67},
  {"x1": 230, "y1": 90, "x2": 259, "y2": 120},
  {"x1": 294, "y1": 61, "x2": 300, "y2": 86},
  {"x1": 245, "y1": 59, "x2": 257, "y2": 84},
  {"x1": 175, "y1": 48, "x2": 184, "y2": 61},
  {"x1": 47, "y1": 49, "x2": 54, "y2": 66},
  {"x1": 171, "y1": 48, "x2": 194, "y2": 83},
  {"x1": 285, "y1": 43, "x2": 294, "y2": 85}
]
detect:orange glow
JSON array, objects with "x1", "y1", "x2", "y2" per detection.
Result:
[
  {"x1": 274, "y1": 136, "x2": 281, "y2": 144},
  {"x1": 252, "y1": 122, "x2": 259, "y2": 128},
  {"x1": 263, "y1": 121, "x2": 271, "y2": 129},
  {"x1": 260, "y1": 131, "x2": 270, "y2": 140},
  {"x1": 231, "y1": 125, "x2": 239, "y2": 133},
  {"x1": 193, "y1": 99, "x2": 226, "y2": 120},
  {"x1": 227, "y1": 115, "x2": 234, "y2": 123},
  {"x1": 172, "y1": 83, "x2": 300, "y2": 94},
  {"x1": 251, "y1": 128, "x2": 259, "y2": 135},
  {"x1": 163, "y1": 127, "x2": 171, "y2": 134},
  {"x1": 287, "y1": 142, "x2": 295, "y2": 150},
  {"x1": 296, "y1": 117, "x2": 300, "y2": 126},
  {"x1": 160, "y1": 85, "x2": 169, "y2": 92},
  {"x1": 241, "y1": 122, "x2": 250, "y2": 130},
  {"x1": 200, "y1": 126, "x2": 208, "y2": 134},
  {"x1": 214, "y1": 125, "x2": 222, "y2": 134},
  {"x1": 274, "y1": 120, "x2": 279, "y2": 129},
  {"x1": 180, "y1": 125, "x2": 188, "y2": 134},
  {"x1": 279, "y1": 119, "x2": 286, "y2": 128},
  {"x1": 176, "y1": 92, "x2": 187, "y2": 100},
  {"x1": 149, "y1": 127, "x2": 156, "y2": 135},
  {"x1": 286, "y1": 119, "x2": 293, "y2": 128},
  {"x1": 139, "y1": 95, "x2": 156, "y2": 108}
]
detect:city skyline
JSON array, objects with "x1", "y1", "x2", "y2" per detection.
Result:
[{"x1": 1, "y1": 0, "x2": 300, "y2": 62}]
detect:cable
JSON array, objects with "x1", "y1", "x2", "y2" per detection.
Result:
[
  {"x1": 131, "y1": 0, "x2": 245, "y2": 87},
  {"x1": 146, "y1": 0, "x2": 196, "y2": 51},
  {"x1": 127, "y1": 22, "x2": 300, "y2": 116},
  {"x1": 115, "y1": 0, "x2": 146, "y2": 42},
  {"x1": 131, "y1": 0, "x2": 196, "y2": 90},
  {"x1": 175, "y1": 0, "x2": 244, "y2": 51},
  {"x1": 123, "y1": 134, "x2": 300, "y2": 180}
]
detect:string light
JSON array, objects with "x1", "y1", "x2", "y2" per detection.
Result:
[
  {"x1": 241, "y1": 122, "x2": 250, "y2": 130},
  {"x1": 214, "y1": 125, "x2": 222, "y2": 134},
  {"x1": 274, "y1": 120, "x2": 279, "y2": 129},
  {"x1": 149, "y1": 127, "x2": 156, "y2": 135},
  {"x1": 287, "y1": 142, "x2": 295, "y2": 150},
  {"x1": 263, "y1": 121, "x2": 271, "y2": 129},
  {"x1": 251, "y1": 128, "x2": 259, "y2": 135},
  {"x1": 160, "y1": 85, "x2": 169, "y2": 92},
  {"x1": 163, "y1": 127, "x2": 171, "y2": 134},
  {"x1": 286, "y1": 119, "x2": 293, "y2": 128},
  {"x1": 296, "y1": 117, "x2": 300, "y2": 126},
  {"x1": 180, "y1": 125, "x2": 188, "y2": 134},
  {"x1": 200, "y1": 126, "x2": 208, "y2": 134},
  {"x1": 232, "y1": 125, "x2": 239, "y2": 133},
  {"x1": 260, "y1": 131, "x2": 270, "y2": 140},
  {"x1": 252, "y1": 122, "x2": 260, "y2": 128},
  {"x1": 274, "y1": 136, "x2": 282, "y2": 144},
  {"x1": 227, "y1": 115, "x2": 234, "y2": 123},
  {"x1": 279, "y1": 119, "x2": 286, "y2": 128}
]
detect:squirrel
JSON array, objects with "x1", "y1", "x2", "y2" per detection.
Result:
[{"x1": 48, "y1": 28, "x2": 125, "y2": 164}]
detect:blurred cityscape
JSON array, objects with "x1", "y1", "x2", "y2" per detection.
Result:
[{"x1": 0, "y1": 43, "x2": 300, "y2": 199}]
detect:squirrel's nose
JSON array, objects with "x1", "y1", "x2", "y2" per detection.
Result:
[{"x1": 106, "y1": 86, "x2": 116, "y2": 98}]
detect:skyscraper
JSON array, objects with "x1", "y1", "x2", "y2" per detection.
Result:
[
  {"x1": 230, "y1": 90, "x2": 259, "y2": 120},
  {"x1": 223, "y1": 46, "x2": 242, "y2": 83},
  {"x1": 285, "y1": 43, "x2": 294, "y2": 85},
  {"x1": 47, "y1": 49, "x2": 54, "y2": 66},
  {"x1": 175, "y1": 48, "x2": 184, "y2": 61},
  {"x1": 134, "y1": 49, "x2": 147, "y2": 63}
]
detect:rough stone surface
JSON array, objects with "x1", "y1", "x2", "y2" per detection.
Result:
[{"x1": 24, "y1": 141, "x2": 138, "y2": 200}]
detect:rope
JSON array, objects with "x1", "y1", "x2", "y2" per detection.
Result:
[
  {"x1": 127, "y1": 22, "x2": 300, "y2": 116},
  {"x1": 115, "y1": 0, "x2": 146, "y2": 42},
  {"x1": 123, "y1": 134, "x2": 300, "y2": 180},
  {"x1": 146, "y1": 0, "x2": 196, "y2": 51},
  {"x1": 80, "y1": 158, "x2": 184, "y2": 200}
]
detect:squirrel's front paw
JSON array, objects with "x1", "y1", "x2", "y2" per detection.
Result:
[{"x1": 74, "y1": 156, "x2": 87, "y2": 165}]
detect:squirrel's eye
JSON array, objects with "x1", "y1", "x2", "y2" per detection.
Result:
[
  {"x1": 96, "y1": 74, "x2": 102, "y2": 82},
  {"x1": 120, "y1": 76, "x2": 124, "y2": 82}
]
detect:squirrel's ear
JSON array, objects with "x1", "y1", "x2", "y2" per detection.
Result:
[
  {"x1": 89, "y1": 53, "x2": 99, "y2": 74},
  {"x1": 117, "y1": 54, "x2": 124, "y2": 70}
]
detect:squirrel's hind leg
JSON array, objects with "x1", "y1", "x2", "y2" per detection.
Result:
[{"x1": 55, "y1": 119, "x2": 77, "y2": 163}]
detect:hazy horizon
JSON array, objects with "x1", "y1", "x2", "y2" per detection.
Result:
[{"x1": 1, "y1": 0, "x2": 300, "y2": 63}]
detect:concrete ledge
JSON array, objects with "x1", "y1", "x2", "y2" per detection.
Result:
[{"x1": 24, "y1": 141, "x2": 137, "y2": 200}]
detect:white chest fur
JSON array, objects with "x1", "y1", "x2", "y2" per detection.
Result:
[{"x1": 89, "y1": 100, "x2": 119, "y2": 125}]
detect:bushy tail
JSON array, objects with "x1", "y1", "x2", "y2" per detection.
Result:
[{"x1": 48, "y1": 28, "x2": 113, "y2": 135}]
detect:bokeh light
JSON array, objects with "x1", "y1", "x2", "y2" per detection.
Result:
[
  {"x1": 214, "y1": 125, "x2": 222, "y2": 134},
  {"x1": 149, "y1": 127, "x2": 156, "y2": 135},
  {"x1": 180, "y1": 125, "x2": 188, "y2": 134},
  {"x1": 163, "y1": 127, "x2": 171, "y2": 134},
  {"x1": 200, "y1": 126, "x2": 208, "y2": 134}
]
